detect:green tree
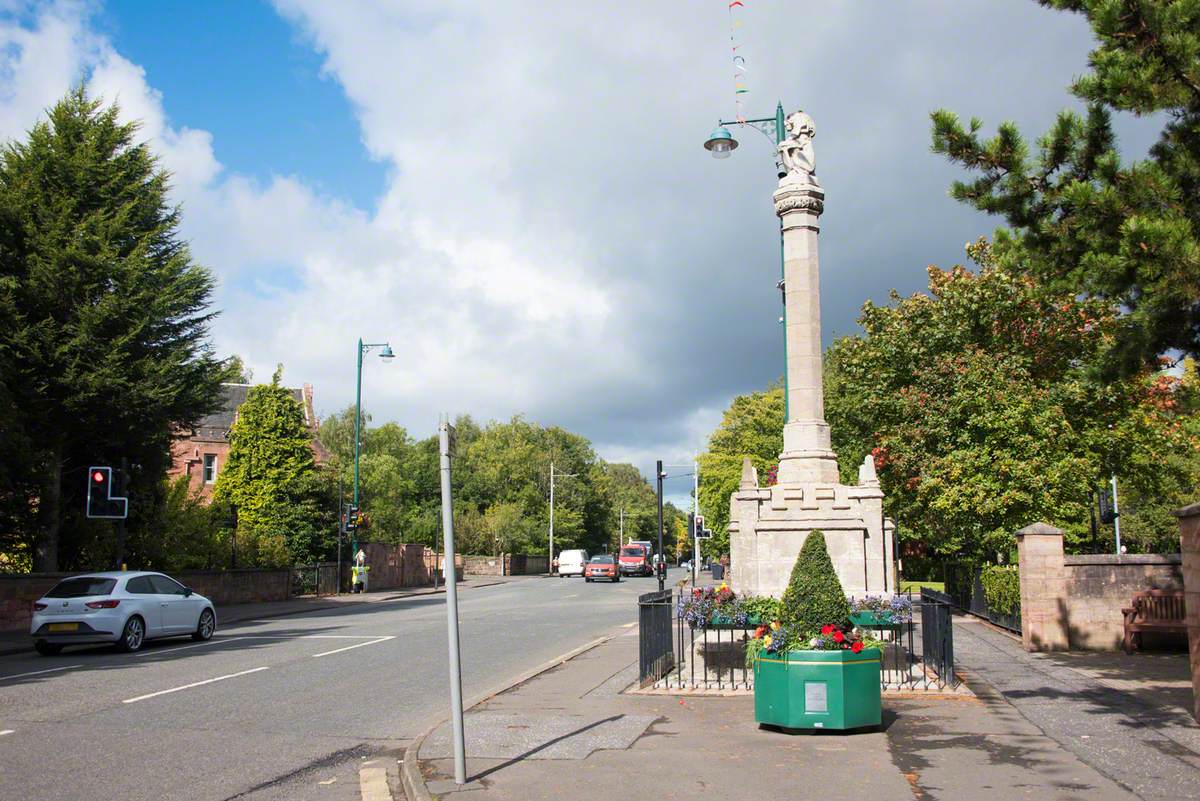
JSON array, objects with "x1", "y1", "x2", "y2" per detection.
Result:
[
  {"x1": 0, "y1": 88, "x2": 225, "y2": 570},
  {"x1": 697, "y1": 383, "x2": 784, "y2": 558},
  {"x1": 213, "y1": 371, "x2": 333, "y2": 565},
  {"x1": 824, "y1": 248, "x2": 1196, "y2": 559},
  {"x1": 779, "y1": 531, "x2": 851, "y2": 639},
  {"x1": 931, "y1": 0, "x2": 1200, "y2": 375}
]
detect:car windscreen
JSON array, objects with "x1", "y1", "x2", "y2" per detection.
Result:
[
  {"x1": 620, "y1": 547, "x2": 645, "y2": 557},
  {"x1": 590, "y1": 556, "x2": 614, "y2": 563},
  {"x1": 45, "y1": 577, "x2": 117, "y2": 598}
]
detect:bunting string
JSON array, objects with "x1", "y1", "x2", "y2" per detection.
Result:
[{"x1": 728, "y1": 0, "x2": 748, "y2": 122}]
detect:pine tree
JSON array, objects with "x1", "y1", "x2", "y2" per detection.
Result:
[
  {"x1": 931, "y1": 0, "x2": 1200, "y2": 376},
  {"x1": 0, "y1": 88, "x2": 225, "y2": 570},
  {"x1": 779, "y1": 530, "x2": 851, "y2": 639}
]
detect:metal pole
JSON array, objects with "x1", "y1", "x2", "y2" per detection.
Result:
[
  {"x1": 115, "y1": 457, "x2": 127, "y2": 570},
  {"x1": 548, "y1": 462, "x2": 555, "y2": 575},
  {"x1": 656, "y1": 460, "x2": 665, "y2": 592},
  {"x1": 336, "y1": 469, "x2": 343, "y2": 594},
  {"x1": 1111, "y1": 474, "x2": 1122, "y2": 554},
  {"x1": 693, "y1": 456, "x2": 700, "y2": 585},
  {"x1": 439, "y1": 415, "x2": 467, "y2": 785},
  {"x1": 774, "y1": 101, "x2": 790, "y2": 422},
  {"x1": 353, "y1": 338, "x2": 364, "y2": 556}
]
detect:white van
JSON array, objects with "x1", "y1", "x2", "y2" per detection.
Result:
[{"x1": 557, "y1": 549, "x2": 589, "y2": 577}]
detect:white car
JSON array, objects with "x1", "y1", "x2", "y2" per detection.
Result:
[
  {"x1": 30, "y1": 571, "x2": 217, "y2": 655},
  {"x1": 556, "y1": 549, "x2": 589, "y2": 577}
]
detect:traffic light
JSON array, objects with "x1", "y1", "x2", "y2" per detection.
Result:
[
  {"x1": 695, "y1": 514, "x2": 711, "y2": 539},
  {"x1": 1098, "y1": 487, "x2": 1116, "y2": 525},
  {"x1": 86, "y1": 466, "x2": 128, "y2": 519},
  {"x1": 344, "y1": 505, "x2": 359, "y2": 532}
]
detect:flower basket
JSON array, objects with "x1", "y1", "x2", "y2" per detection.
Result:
[
  {"x1": 848, "y1": 610, "x2": 901, "y2": 630},
  {"x1": 753, "y1": 648, "x2": 882, "y2": 731}
]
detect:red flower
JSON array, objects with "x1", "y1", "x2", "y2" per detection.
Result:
[
  {"x1": 851, "y1": 641, "x2": 864, "y2": 654},
  {"x1": 820, "y1": 624, "x2": 835, "y2": 635},
  {"x1": 833, "y1": 630, "x2": 845, "y2": 643},
  {"x1": 754, "y1": 626, "x2": 767, "y2": 639}
]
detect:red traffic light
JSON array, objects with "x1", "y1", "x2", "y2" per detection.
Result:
[{"x1": 92, "y1": 470, "x2": 106, "y2": 483}]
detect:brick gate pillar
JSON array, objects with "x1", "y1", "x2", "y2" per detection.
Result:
[
  {"x1": 1176, "y1": 503, "x2": 1200, "y2": 723},
  {"x1": 1015, "y1": 522, "x2": 1069, "y2": 652}
]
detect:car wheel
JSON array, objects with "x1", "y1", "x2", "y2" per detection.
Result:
[
  {"x1": 613, "y1": 576, "x2": 620, "y2": 583},
  {"x1": 585, "y1": 577, "x2": 591, "y2": 582},
  {"x1": 117, "y1": 615, "x2": 145, "y2": 653},
  {"x1": 34, "y1": 640, "x2": 62, "y2": 656},
  {"x1": 192, "y1": 608, "x2": 216, "y2": 642}
]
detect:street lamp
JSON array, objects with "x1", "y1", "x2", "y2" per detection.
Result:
[
  {"x1": 353, "y1": 337, "x2": 394, "y2": 556},
  {"x1": 704, "y1": 100, "x2": 790, "y2": 418}
]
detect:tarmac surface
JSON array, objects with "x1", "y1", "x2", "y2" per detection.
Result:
[{"x1": 0, "y1": 571, "x2": 676, "y2": 801}]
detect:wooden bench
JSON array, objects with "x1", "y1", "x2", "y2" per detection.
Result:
[{"x1": 1122, "y1": 590, "x2": 1187, "y2": 654}]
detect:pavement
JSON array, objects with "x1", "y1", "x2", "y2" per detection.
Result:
[
  {"x1": 416, "y1": 611, "x2": 1199, "y2": 801},
  {"x1": 0, "y1": 569, "x2": 676, "y2": 801}
]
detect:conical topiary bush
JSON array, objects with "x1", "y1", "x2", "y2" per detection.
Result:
[{"x1": 779, "y1": 530, "x2": 851, "y2": 640}]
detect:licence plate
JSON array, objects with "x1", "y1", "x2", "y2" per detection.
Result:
[{"x1": 48, "y1": 623, "x2": 78, "y2": 633}]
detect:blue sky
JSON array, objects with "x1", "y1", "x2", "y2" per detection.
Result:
[
  {"x1": 0, "y1": 1, "x2": 1161, "y2": 500},
  {"x1": 98, "y1": 0, "x2": 385, "y2": 210}
]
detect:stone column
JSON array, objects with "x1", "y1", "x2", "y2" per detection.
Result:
[
  {"x1": 1176, "y1": 503, "x2": 1200, "y2": 723},
  {"x1": 773, "y1": 177, "x2": 839, "y2": 485},
  {"x1": 1015, "y1": 522, "x2": 1070, "y2": 652}
]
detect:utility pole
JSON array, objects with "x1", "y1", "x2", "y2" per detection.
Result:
[
  {"x1": 438, "y1": 415, "x2": 466, "y2": 785},
  {"x1": 547, "y1": 461, "x2": 576, "y2": 575},
  {"x1": 656, "y1": 460, "x2": 665, "y2": 592},
  {"x1": 336, "y1": 469, "x2": 344, "y2": 594}
]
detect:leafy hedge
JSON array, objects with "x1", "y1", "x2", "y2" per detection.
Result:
[
  {"x1": 980, "y1": 565, "x2": 1020, "y2": 617},
  {"x1": 780, "y1": 530, "x2": 851, "y2": 638}
]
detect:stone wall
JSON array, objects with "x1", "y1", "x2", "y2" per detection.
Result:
[
  {"x1": 462, "y1": 555, "x2": 504, "y2": 576},
  {"x1": 505, "y1": 554, "x2": 549, "y2": 576},
  {"x1": 0, "y1": 567, "x2": 291, "y2": 632},
  {"x1": 1177, "y1": 502, "x2": 1200, "y2": 723},
  {"x1": 1016, "y1": 522, "x2": 1184, "y2": 652},
  {"x1": 360, "y1": 542, "x2": 435, "y2": 590}
]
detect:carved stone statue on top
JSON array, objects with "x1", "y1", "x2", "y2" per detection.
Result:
[{"x1": 778, "y1": 110, "x2": 818, "y2": 186}]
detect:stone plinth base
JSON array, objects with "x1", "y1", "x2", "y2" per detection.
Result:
[
  {"x1": 728, "y1": 475, "x2": 892, "y2": 598},
  {"x1": 1176, "y1": 502, "x2": 1200, "y2": 723}
]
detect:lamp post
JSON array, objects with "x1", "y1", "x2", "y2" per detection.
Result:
[
  {"x1": 353, "y1": 337, "x2": 394, "y2": 556},
  {"x1": 704, "y1": 100, "x2": 790, "y2": 419}
]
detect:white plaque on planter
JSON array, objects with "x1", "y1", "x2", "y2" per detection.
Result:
[{"x1": 805, "y1": 681, "x2": 828, "y2": 714}]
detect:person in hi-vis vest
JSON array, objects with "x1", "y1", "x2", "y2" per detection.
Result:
[{"x1": 351, "y1": 549, "x2": 369, "y2": 593}]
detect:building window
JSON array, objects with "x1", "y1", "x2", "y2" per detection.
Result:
[{"x1": 203, "y1": 454, "x2": 218, "y2": 484}]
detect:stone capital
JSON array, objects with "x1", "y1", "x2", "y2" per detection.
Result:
[
  {"x1": 773, "y1": 182, "x2": 824, "y2": 219},
  {"x1": 1016, "y1": 521, "x2": 1065, "y2": 539}
]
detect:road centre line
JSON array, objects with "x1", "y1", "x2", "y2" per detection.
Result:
[
  {"x1": 122, "y1": 666, "x2": 269, "y2": 704},
  {"x1": 0, "y1": 664, "x2": 84, "y2": 682},
  {"x1": 0, "y1": 730, "x2": 14, "y2": 736},
  {"x1": 311, "y1": 636, "x2": 394, "y2": 658}
]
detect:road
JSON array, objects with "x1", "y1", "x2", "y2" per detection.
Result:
[{"x1": 0, "y1": 571, "x2": 677, "y2": 801}]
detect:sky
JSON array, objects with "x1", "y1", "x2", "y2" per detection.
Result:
[{"x1": 0, "y1": 0, "x2": 1161, "y2": 502}]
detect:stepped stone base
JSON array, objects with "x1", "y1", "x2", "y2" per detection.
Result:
[{"x1": 728, "y1": 459, "x2": 895, "y2": 599}]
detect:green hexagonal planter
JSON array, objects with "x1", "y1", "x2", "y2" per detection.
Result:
[{"x1": 753, "y1": 648, "x2": 882, "y2": 731}]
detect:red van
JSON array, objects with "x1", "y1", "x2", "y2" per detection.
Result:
[{"x1": 618, "y1": 544, "x2": 652, "y2": 577}]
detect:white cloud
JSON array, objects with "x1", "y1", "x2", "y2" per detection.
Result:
[{"x1": 0, "y1": 0, "x2": 1151, "y2": 482}]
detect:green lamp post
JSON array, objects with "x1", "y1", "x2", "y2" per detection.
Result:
[
  {"x1": 704, "y1": 101, "x2": 790, "y2": 419},
  {"x1": 353, "y1": 337, "x2": 394, "y2": 555}
]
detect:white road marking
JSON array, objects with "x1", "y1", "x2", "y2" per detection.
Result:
[
  {"x1": 122, "y1": 666, "x2": 270, "y2": 704},
  {"x1": 311, "y1": 636, "x2": 394, "y2": 658},
  {"x1": 0, "y1": 664, "x2": 84, "y2": 682},
  {"x1": 130, "y1": 637, "x2": 245, "y2": 657},
  {"x1": 359, "y1": 764, "x2": 390, "y2": 801},
  {"x1": 621, "y1": 622, "x2": 636, "y2": 628},
  {"x1": 564, "y1": 594, "x2": 578, "y2": 598},
  {"x1": 0, "y1": 730, "x2": 14, "y2": 736}
]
